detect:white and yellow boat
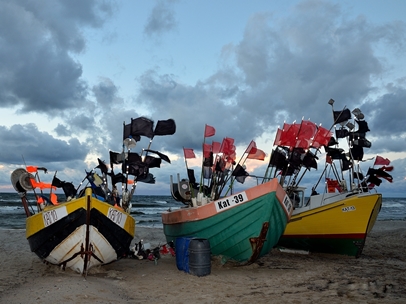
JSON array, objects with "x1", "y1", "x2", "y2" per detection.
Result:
[
  {"x1": 277, "y1": 188, "x2": 382, "y2": 257},
  {"x1": 269, "y1": 100, "x2": 392, "y2": 257},
  {"x1": 10, "y1": 116, "x2": 176, "y2": 275},
  {"x1": 11, "y1": 168, "x2": 135, "y2": 275}
]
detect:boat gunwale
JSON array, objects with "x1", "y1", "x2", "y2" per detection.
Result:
[{"x1": 162, "y1": 178, "x2": 292, "y2": 225}]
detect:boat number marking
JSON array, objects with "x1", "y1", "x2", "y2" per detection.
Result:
[
  {"x1": 342, "y1": 206, "x2": 356, "y2": 212},
  {"x1": 282, "y1": 195, "x2": 293, "y2": 214},
  {"x1": 42, "y1": 207, "x2": 68, "y2": 227},
  {"x1": 107, "y1": 207, "x2": 127, "y2": 228},
  {"x1": 215, "y1": 191, "x2": 248, "y2": 213}
]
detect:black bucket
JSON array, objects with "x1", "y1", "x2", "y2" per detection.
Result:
[{"x1": 188, "y1": 238, "x2": 211, "y2": 277}]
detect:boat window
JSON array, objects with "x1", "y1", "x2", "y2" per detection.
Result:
[{"x1": 290, "y1": 191, "x2": 304, "y2": 208}]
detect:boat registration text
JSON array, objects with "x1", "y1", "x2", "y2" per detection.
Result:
[
  {"x1": 342, "y1": 206, "x2": 356, "y2": 212},
  {"x1": 282, "y1": 195, "x2": 293, "y2": 214},
  {"x1": 42, "y1": 207, "x2": 68, "y2": 227},
  {"x1": 107, "y1": 207, "x2": 128, "y2": 228},
  {"x1": 215, "y1": 191, "x2": 248, "y2": 213}
]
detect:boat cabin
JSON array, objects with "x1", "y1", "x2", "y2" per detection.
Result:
[{"x1": 287, "y1": 187, "x2": 305, "y2": 209}]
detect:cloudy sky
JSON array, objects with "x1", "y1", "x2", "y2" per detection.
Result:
[{"x1": 1, "y1": 0, "x2": 405, "y2": 197}]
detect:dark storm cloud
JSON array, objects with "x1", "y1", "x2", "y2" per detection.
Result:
[
  {"x1": 55, "y1": 78, "x2": 122, "y2": 141},
  {"x1": 1, "y1": 0, "x2": 405, "y2": 195},
  {"x1": 232, "y1": 0, "x2": 406, "y2": 128},
  {"x1": 144, "y1": 0, "x2": 178, "y2": 37},
  {"x1": 92, "y1": 78, "x2": 120, "y2": 106},
  {"x1": 0, "y1": 0, "x2": 114, "y2": 114},
  {"x1": 134, "y1": 69, "x2": 261, "y2": 152},
  {"x1": 0, "y1": 124, "x2": 88, "y2": 164},
  {"x1": 363, "y1": 85, "x2": 406, "y2": 137},
  {"x1": 54, "y1": 123, "x2": 70, "y2": 137},
  {"x1": 358, "y1": 85, "x2": 406, "y2": 153},
  {"x1": 134, "y1": 0, "x2": 406, "y2": 156}
]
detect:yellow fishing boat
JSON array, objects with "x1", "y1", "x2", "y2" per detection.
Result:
[
  {"x1": 11, "y1": 168, "x2": 135, "y2": 275},
  {"x1": 10, "y1": 116, "x2": 176, "y2": 275},
  {"x1": 277, "y1": 188, "x2": 382, "y2": 257},
  {"x1": 269, "y1": 99, "x2": 392, "y2": 257}
]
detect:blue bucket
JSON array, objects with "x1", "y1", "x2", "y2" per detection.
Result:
[{"x1": 175, "y1": 237, "x2": 193, "y2": 272}]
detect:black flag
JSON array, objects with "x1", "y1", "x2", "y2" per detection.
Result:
[
  {"x1": 138, "y1": 173, "x2": 156, "y2": 184},
  {"x1": 335, "y1": 128, "x2": 349, "y2": 139},
  {"x1": 52, "y1": 176, "x2": 77, "y2": 199},
  {"x1": 96, "y1": 158, "x2": 108, "y2": 175},
  {"x1": 110, "y1": 151, "x2": 126, "y2": 165},
  {"x1": 144, "y1": 149, "x2": 171, "y2": 163},
  {"x1": 131, "y1": 117, "x2": 154, "y2": 139},
  {"x1": 143, "y1": 155, "x2": 162, "y2": 168},
  {"x1": 232, "y1": 164, "x2": 249, "y2": 184},
  {"x1": 333, "y1": 108, "x2": 351, "y2": 124},
  {"x1": 356, "y1": 120, "x2": 370, "y2": 133},
  {"x1": 154, "y1": 119, "x2": 176, "y2": 136},
  {"x1": 123, "y1": 123, "x2": 141, "y2": 141},
  {"x1": 108, "y1": 171, "x2": 127, "y2": 185}
]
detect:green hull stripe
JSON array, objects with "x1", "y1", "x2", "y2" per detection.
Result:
[{"x1": 164, "y1": 192, "x2": 288, "y2": 262}]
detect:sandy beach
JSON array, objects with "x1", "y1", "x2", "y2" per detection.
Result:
[{"x1": 1, "y1": 221, "x2": 405, "y2": 304}]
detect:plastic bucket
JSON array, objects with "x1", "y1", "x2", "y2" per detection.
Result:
[
  {"x1": 175, "y1": 237, "x2": 193, "y2": 272},
  {"x1": 188, "y1": 238, "x2": 211, "y2": 277}
]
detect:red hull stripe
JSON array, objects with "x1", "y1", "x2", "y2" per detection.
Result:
[{"x1": 282, "y1": 233, "x2": 366, "y2": 239}]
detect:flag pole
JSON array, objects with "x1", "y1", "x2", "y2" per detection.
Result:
[
  {"x1": 183, "y1": 147, "x2": 195, "y2": 198},
  {"x1": 198, "y1": 126, "x2": 208, "y2": 194},
  {"x1": 226, "y1": 141, "x2": 253, "y2": 190}
]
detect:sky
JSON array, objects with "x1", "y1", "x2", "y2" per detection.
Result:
[{"x1": 1, "y1": 0, "x2": 405, "y2": 197}]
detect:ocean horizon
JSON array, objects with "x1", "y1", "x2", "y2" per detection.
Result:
[{"x1": 0, "y1": 192, "x2": 405, "y2": 230}]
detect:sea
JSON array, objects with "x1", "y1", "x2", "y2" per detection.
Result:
[
  {"x1": 0, "y1": 192, "x2": 181, "y2": 230},
  {"x1": 0, "y1": 193, "x2": 405, "y2": 230}
]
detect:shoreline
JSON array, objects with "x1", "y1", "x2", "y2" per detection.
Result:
[{"x1": 1, "y1": 221, "x2": 405, "y2": 303}]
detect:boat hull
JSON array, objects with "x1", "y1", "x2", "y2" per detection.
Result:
[
  {"x1": 277, "y1": 192, "x2": 382, "y2": 257},
  {"x1": 26, "y1": 188, "x2": 135, "y2": 273},
  {"x1": 162, "y1": 179, "x2": 292, "y2": 263}
]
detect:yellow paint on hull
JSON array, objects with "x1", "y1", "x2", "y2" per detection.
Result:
[
  {"x1": 26, "y1": 189, "x2": 135, "y2": 239},
  {"x1": 284, "y1": 193, "x2": 382, "y2": 237},
  {"x1": 24, "y1": 188, "x2": 136, "y2": 273}
]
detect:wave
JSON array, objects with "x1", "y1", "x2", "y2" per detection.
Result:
[
  {"x1": 382, "y1": 203, "x2": 405, "y2": 208},
  {"x1": 152, "y1": 200, "x2": 169, "y2": 205}
]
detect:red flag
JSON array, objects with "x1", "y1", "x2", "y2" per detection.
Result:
[
  {"x1": 296, "y1": 120, "x2": 318, "y2": 149},
  {"x1": 204, "y1": 124, "x2": 216, "y2": 137},
  {"x1": 380, "y1": 165, "x2": 394, "y2": 172},
  {"x1": 26, "y1": 166, "x2": 38, "y2": 173},
  {"x1": 183, "y1": 148, "x2": 196, "y2": 159},
  {"x1": 248, "y1": 148, "x2": 266, "y2": 161},
  {"x1": 245, "y1": 140, "x2": 257, "y2": 154},
  {"x1": 220, "y1": 137, "x2": 235, "y2": 155},
  {"x1": 30, "y1": 179, "x2": 56, "y2": 190},
  {"x1": 203, "y1": 143, "x2": 212, "y2": 158},
  {"x1": 50, "y1": 193, "x2": 59, "y2": 205},
  {"x1": 312, "y1": 126, "x2": 332, "y2": 148},
  {"x1": 279, "y1": 123, "x2": 300, "y2": 147},
  {"x1": 374, "y1": 155, "x2": 390, "y2": 166},
  {"x1": 226, "y1": 152, "x2": 237, "y2": 163},
  {"x1": 212, "y1": 141, "x2": 221, "y2": 153},
  {"x1": 273, "y1": 128, "x2": 282, "y2": 146},
  {"x1": 326, "y1": 178, "x2": 342, "y2": 193}
]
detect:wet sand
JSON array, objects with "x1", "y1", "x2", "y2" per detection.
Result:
[{"x1": 1, "y1": 221, "x2": 405, "y2": 303}]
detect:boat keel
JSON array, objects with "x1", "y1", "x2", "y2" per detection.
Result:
[{"x1": 247, "y1": 222, "x2": 269, "y2": 264}]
